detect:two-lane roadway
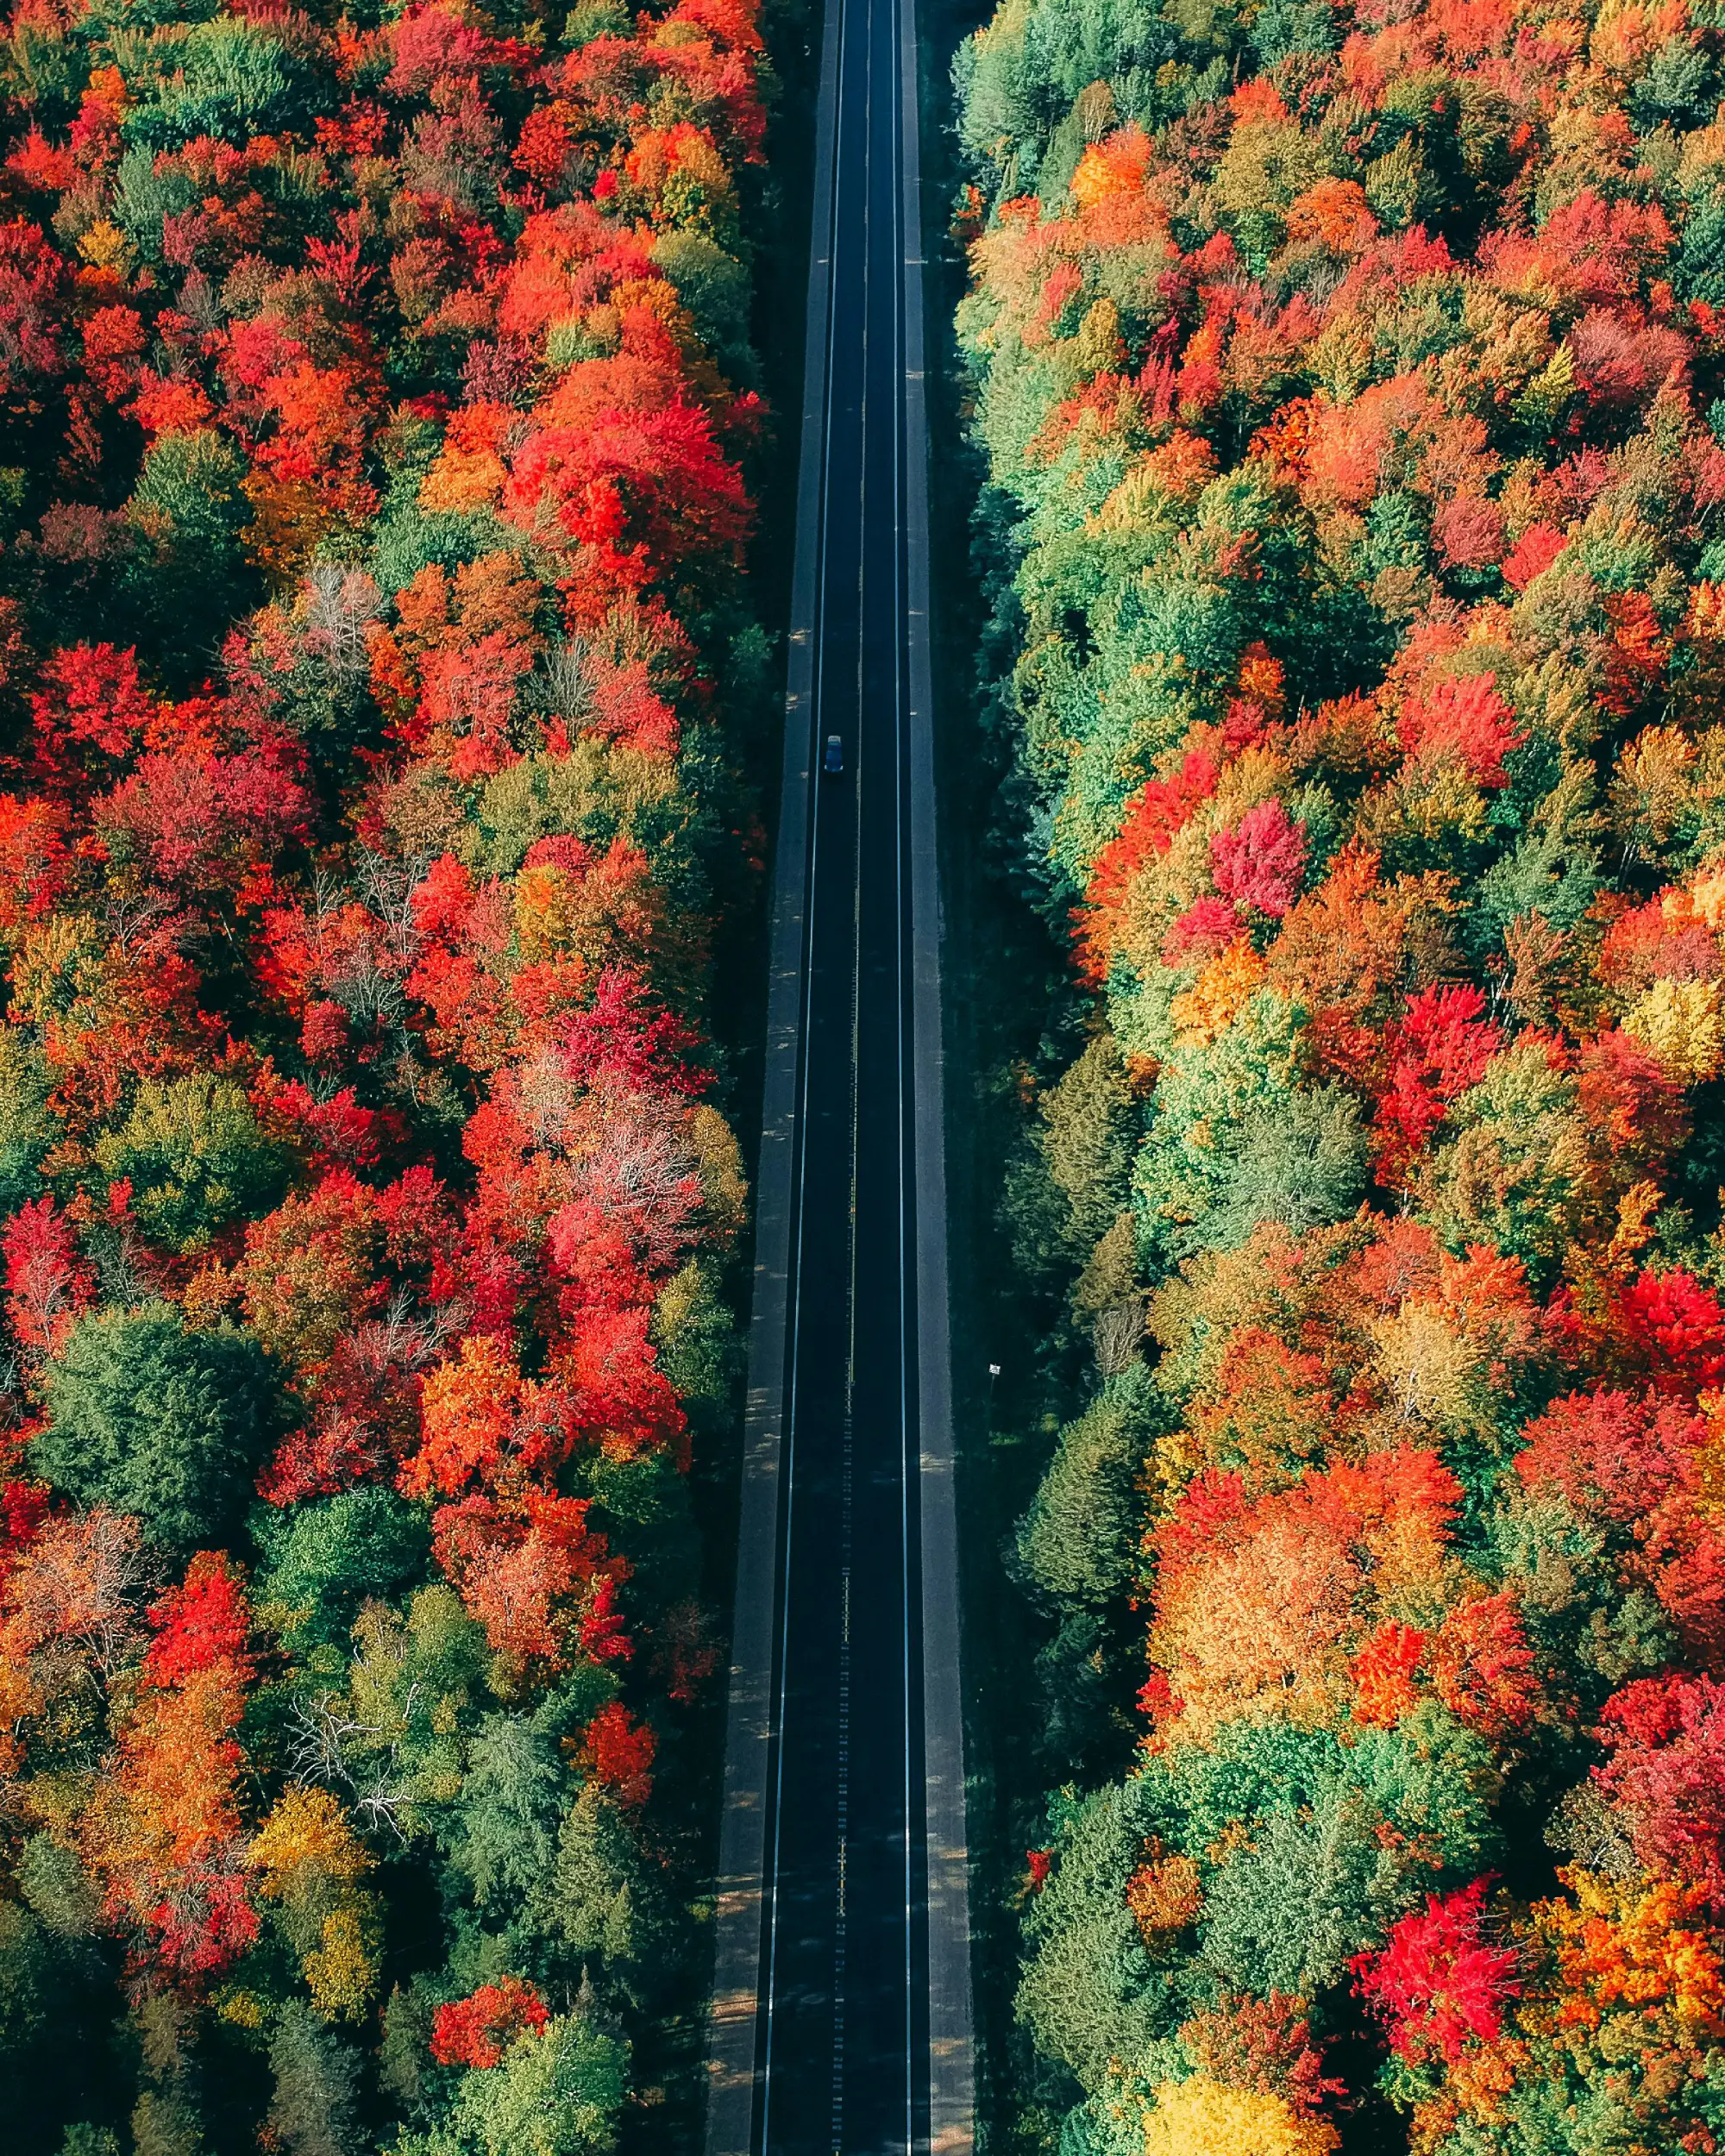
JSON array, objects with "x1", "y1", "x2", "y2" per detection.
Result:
[{"x1": 704, "y1": 0, "x2": 973, "y2": 2138}]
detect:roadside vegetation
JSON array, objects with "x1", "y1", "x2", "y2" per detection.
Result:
[
  {"x1": 954, "y1": 0, "x2": 1725, "y2": 2146},
  {"x1": 0, "y1": 0, "x2": 781, "y2": 2147}
]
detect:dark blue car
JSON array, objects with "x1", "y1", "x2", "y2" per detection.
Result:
[{"x1": 822, "y1": 733, "x2": 844, "y2": 775}]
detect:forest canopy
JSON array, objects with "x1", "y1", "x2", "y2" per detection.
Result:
[
  {"x1": 0, "y1": 0, "x2": 773, "y2": 2143},
  {"x1": 956, "y1": 0, "x2": 1725, "y2": 2144}
]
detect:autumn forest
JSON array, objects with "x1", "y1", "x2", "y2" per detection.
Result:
[
  {"x1": 0, "y1": 0, "x2": 768, "y2": 2142},
  {"x1": 957, "y1": 0, "x2": 1725, "y2": 2142},
  {"x1": 4, "y1": 0, "x2": 1725, "y2": 2139}
]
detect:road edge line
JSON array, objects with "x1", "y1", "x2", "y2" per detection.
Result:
[
  {"x1": 900, "y1": 0, "x2": 977, "y2": 2145},
  {"x1": 702, "y1": 0, "x2": 840, "y2": 2143}
]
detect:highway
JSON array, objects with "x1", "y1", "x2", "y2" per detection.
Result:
[{"x1": 703, "y1": 0, "x2": 974, "y2": 2139}]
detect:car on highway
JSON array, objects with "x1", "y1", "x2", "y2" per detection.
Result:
[{"x1": 822, "y1": 733, "x2": 844, "y2": 775}]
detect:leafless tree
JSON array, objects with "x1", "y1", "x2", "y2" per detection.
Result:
[
  {"x1": 536, "y1": 638, "x2": 597, "y2": 724},
  {"x1": 516, "y1": 1039, "x2": 578, "y2": 1148},
  {"x1": 285, "y1": 1688, "x2": 418, "y2": 1845},
  {"x1": 568, "y1": 1113, "x2": 703, "y2": 1272},
  {"x1": 1093, "y1": 1300, "x2": 1146, "y2": 1379},
  {"x1": 6, "y1": 1507, "x2": 158, "y2": 1683},
  {"x1": 303, "y1": 566, "x2": 383, "y2": 680}
]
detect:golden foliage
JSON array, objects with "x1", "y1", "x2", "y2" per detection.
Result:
[
  {"x1": 1622, "y1": 977, "x2": 1723, "y2": 1083},
  {"x1": 1137, "y1": 2075, "x2": 1339, "y2": 2155}
]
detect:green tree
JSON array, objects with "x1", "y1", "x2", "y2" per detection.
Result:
[
  {"x1": 122, "y1": 21, "x2": 303, "y2": 152},
  {"x1": 651, "y1": 234, "x2": 755, "y2": 387},
  {"x1": 17, "y1": 1834, "x2": 101, "y2": 1940},
  {"x1": 252, "y1": 1488, "x2": 430, "y2": 1645},
  {"x1": 1015, "y1": 1783, "x2": 1169, "y2": 2085},
  {"x1": 1016, "y1": 1393, "x2": 1143, "y2": 1609},
  {"x1": 1421, "y1": 1039, "x2": 1593, "y2": 1282},
  {"x1": 122, "y1": 431, "x2": 254, "y2": 682},
  {"x1": 1040, "y1": 1032, "x2": 1139, "y2": 1250},
  {"x1": 35, "y1": 1304, "x2": 280, "y2": 1551},
  {"x1": 267, "y1": 2003, "x2": 360, "y2": 2156},
  {"x1": 378, "y1": 1980, "x2": 439, "y2": 2122},
  {"x1": 406, "y1": 2009, "x2": 628, "y2": 2156},
  {"x1": 0, "y1": 1902, "x2": 53, "y2": 2071},
  {"x1": 0, "y1": 1029, "x2": 54, "y2": 1210},
  {"x1": 583, "y1": 1449, "x2": 699, "y2": 1615},
  {"x1": 1198, "y1": 1789, "x2": 1417, "y2": 1997},
  {"x1": 129, "y1": 2091, "x2": 202, "y2": 2156},
  {"x1": 93, "y1": 1075, "x2": 292, "y2": 1252},
  {"x1": 443, "y1": 1715, "x2": 565, "y2": 1917},
  {"x1": 1003, "y1": 1031, "x2": 1141, "y2": 1288},
  {"x1": 59, "y1": 2129, "x2": 121, "y2": 2156},
  {"x1": 551, "y1": 1785, "x2": 676, "y2": 2009},
  {"x1": 1195, "y1": 1083, "x2": 1369, "y2": 1253},
  {"x1": 648, "y1": 1257, "x2": 738, "y2": 1425}
]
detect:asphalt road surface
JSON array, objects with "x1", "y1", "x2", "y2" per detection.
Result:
[{"x1": 703, "y1": 0, "x2": 973, "y2": 2139}]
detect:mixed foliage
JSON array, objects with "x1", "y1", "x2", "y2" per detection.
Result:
[
  {"x1": 0, "y1": 0, "x2": 772, "y2": 2144},
  {"x1": 956, "y1": 0, "x2": 1725, "y2": 2144}
]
